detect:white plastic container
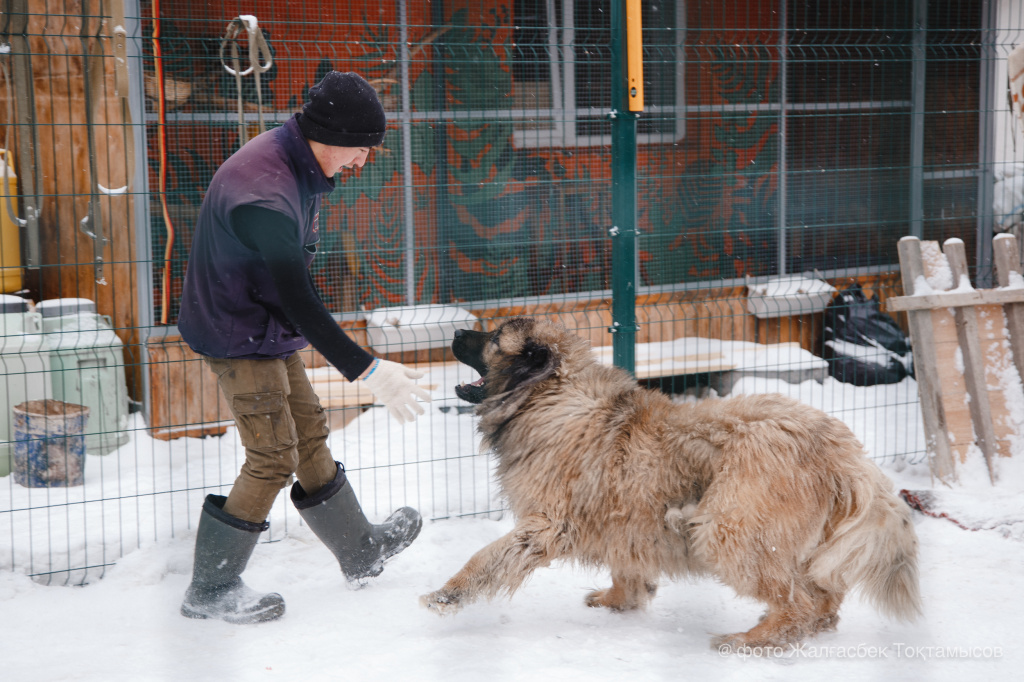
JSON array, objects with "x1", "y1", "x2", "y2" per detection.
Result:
[
  {"x1": 0, "y1": 296, "x2": 51, "y2": 476},
  {"x1": 38, "y1": 298, "x2": 130, "y2": 456},
  {"x1": 746, "y1": 275, "x2": 837, "y2": 319},
  {"x1": 36, "y1": 298, "x2": 99, "y2": 327},
  {"x1": 0, "y1": 294, "x2": 41, "y2": 335},
  {"x1": 364, "y1": 305, "x2": 479, "y2": 353}
]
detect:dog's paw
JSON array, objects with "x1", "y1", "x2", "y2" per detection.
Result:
[
  {"x1": 420, "y1": 589, "x2": 463, "y2": 615},
  {"x1": 711, "y1": 630, "x2": 801, "y2": 652},
  {"x1": 585, "y1": 588, "x2": 630, "y2": 611},
  {"x1": 710, "y1": 632, "x2": 747, "y2": 653}
]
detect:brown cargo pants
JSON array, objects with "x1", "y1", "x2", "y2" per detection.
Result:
[{"x1": 204, "y1": 353, "x2": 339, "y2": 523}]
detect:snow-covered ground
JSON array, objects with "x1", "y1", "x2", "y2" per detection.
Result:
[{"x1": 2, "y1": 366, "x2": 1023, "y2": 681}]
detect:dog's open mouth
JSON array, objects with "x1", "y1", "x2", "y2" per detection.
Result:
[
  {"x1": 455, "y1": 375, "x2": 487, "y2": 404},
  {"x1": 451, "y1": 327, "x2": 491, "y2": 404}
]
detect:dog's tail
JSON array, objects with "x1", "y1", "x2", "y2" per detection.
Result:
[{"x1": 808, "y1": 464, "x2": 922, "y2": 621}]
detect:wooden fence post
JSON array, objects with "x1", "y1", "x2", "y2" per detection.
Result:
[
  {"x1": 943, "y1": 238, "x2": 997, "y2": 483},
  {"x1": 896, "y1": 236, "x2": 957, "y2": 483},
  {"x1": 993, "y1": 233, "x2": 1024, "y2": 384}
]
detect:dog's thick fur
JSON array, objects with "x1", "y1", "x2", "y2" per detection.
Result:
[{"x1": 421, "y1": 317, "x2": 921, "y2": 649}]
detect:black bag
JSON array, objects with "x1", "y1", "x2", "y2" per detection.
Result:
[{"x1": 822, "y1": 284, "x2": 913, "y2": 386}]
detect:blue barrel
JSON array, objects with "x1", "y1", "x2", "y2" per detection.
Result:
[{"x1": 12, "y1": 400, "x2": 90, "y2": 487}]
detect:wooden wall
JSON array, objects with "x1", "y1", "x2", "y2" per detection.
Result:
[
  {"x1": 0, "y1": 1, "x2": 141, "y2": 396},
  {"x1": 146, "y1": 271, "x2": 906, "y2": 438}
]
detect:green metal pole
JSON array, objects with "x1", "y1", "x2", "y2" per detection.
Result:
[{"x1": 610, "y1": 0, "x2": 639, "y2": 374}]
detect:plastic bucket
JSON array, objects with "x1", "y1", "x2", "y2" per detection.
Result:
[{"x1": 12, "y1": 400, "x2": 90, "y2": 487}]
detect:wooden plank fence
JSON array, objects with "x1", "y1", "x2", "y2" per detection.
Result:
[{"x1": 889, "y1": 234, "x2": 1024, "y2": 485}]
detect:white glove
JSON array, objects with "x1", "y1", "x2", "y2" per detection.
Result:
[{"x1": 362, "y1": 359, "x2": 432, "y2": 423}]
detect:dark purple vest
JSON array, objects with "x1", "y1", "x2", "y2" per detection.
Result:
[{"x1": 178, "y1": 115, "x2": 335, "y2": 358}]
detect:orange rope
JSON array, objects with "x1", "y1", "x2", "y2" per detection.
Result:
[{"x1": 153, "y1": 0, "x2": 175, "y2": 325}]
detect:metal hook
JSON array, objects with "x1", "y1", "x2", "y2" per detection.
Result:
[{"x1": 220, "y1": 16, "x2": 273, "y2": 145}]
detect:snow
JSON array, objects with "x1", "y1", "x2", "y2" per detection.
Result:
[
  {"x1": 921, "y1": 241, "x2": 954, "y2": 291},
  {"x1": 746, "y1": 275, "x2": 837, "y2": 319},
  {"x1": 593, "y1": 336, "x2": 828, "y2": 377},
  {"x1": 364, "y1": 305, "x2": 479, "y2": 353},
  {"x1": 951, "y1": 273, "x2": 975, "y2": 293},
  {"x1": 757, "y1": 276, "x2": 836, "y2": 297},
  {"x1": 1005, "y1": 269, "x2": 1024, "y2": 289},
  {"x1": 3, "y1": 366, "x2": 1024, "y2": 680},
  {"x1": 912, "y1": 273, "x2": 934, "y2": 295},
  {"x1": 824, "y1": 337, "x2": 904, "y2": 363}
]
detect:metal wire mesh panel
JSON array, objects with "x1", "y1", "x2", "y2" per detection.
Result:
[{"x1": 0, "y1": 0, "x2": 1019, "y2": 584}]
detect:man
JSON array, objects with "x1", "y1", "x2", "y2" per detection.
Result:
[{"x1": 176, "y1": 71, "x2": 429, "y2": 624}]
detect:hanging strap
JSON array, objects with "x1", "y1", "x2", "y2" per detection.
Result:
[
  {"x1": 219, "y1": 15, "x2": 273, "y2": 146},
  {"x1": 109, "y1": 0, "x2": 134, "y2": 191},
  {"x1": 0, "y1": 59, "x2": 23, "y2": 229},
  {"x1": 78, "y1": 0, "x2": 108, "y2": 284},
  {"x1": 1, "y1": 0, "x2": 41, "y2": 266}
]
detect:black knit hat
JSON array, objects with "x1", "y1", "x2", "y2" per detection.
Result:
[{"x1": 296, "y1": 71, "x2": 387, "y2": 147}]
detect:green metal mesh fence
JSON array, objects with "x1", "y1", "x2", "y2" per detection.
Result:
[{"x1": 1, "y1": 0, "x2": 1020, "y2": 583}]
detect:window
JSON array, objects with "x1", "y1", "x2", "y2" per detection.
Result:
[{"x1": 512, "y1": 0, "x2": 686, "y2": 147}]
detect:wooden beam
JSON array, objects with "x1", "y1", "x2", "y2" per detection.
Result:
[
  {"x1": 897, "y1": 237, "x2": 956, "y2": 483},
  {"x1": 919, "y1": 240, "x2": 974, "y2": 468},
  {"x1": 943, "y1": 239, "x2": 997, "y2": 483},
  {"x1": 887, "y1": 286, "x2": 1024, "y2": 312},
  {"x1": 993, "y1": 233, "x2": 1024, "y2": 384}
]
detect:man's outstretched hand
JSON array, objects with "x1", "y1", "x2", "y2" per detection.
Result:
[{"x1": 362, "y1": 359, "x2": 433, "y2": 423}]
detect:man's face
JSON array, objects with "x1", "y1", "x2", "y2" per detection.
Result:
[{"x1": 311, "y1": 142, "x2": 372, "y2": 176}]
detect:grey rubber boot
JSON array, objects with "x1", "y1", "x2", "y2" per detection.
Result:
[
  {"x1": 291, "y1": 462, "x2": 422, "y2": 582},
  {"x1": 180, "y1": 494, "x2": 285, "y2": 624}
]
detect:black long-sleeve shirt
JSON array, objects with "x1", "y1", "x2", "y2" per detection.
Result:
[{"x1": 231, "y1": 204, "x2": 373, "y2": 381}]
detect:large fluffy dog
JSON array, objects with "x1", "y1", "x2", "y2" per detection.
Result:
[{"x1": 420, "y1": 317, "x2": 921, "y2": 648}]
